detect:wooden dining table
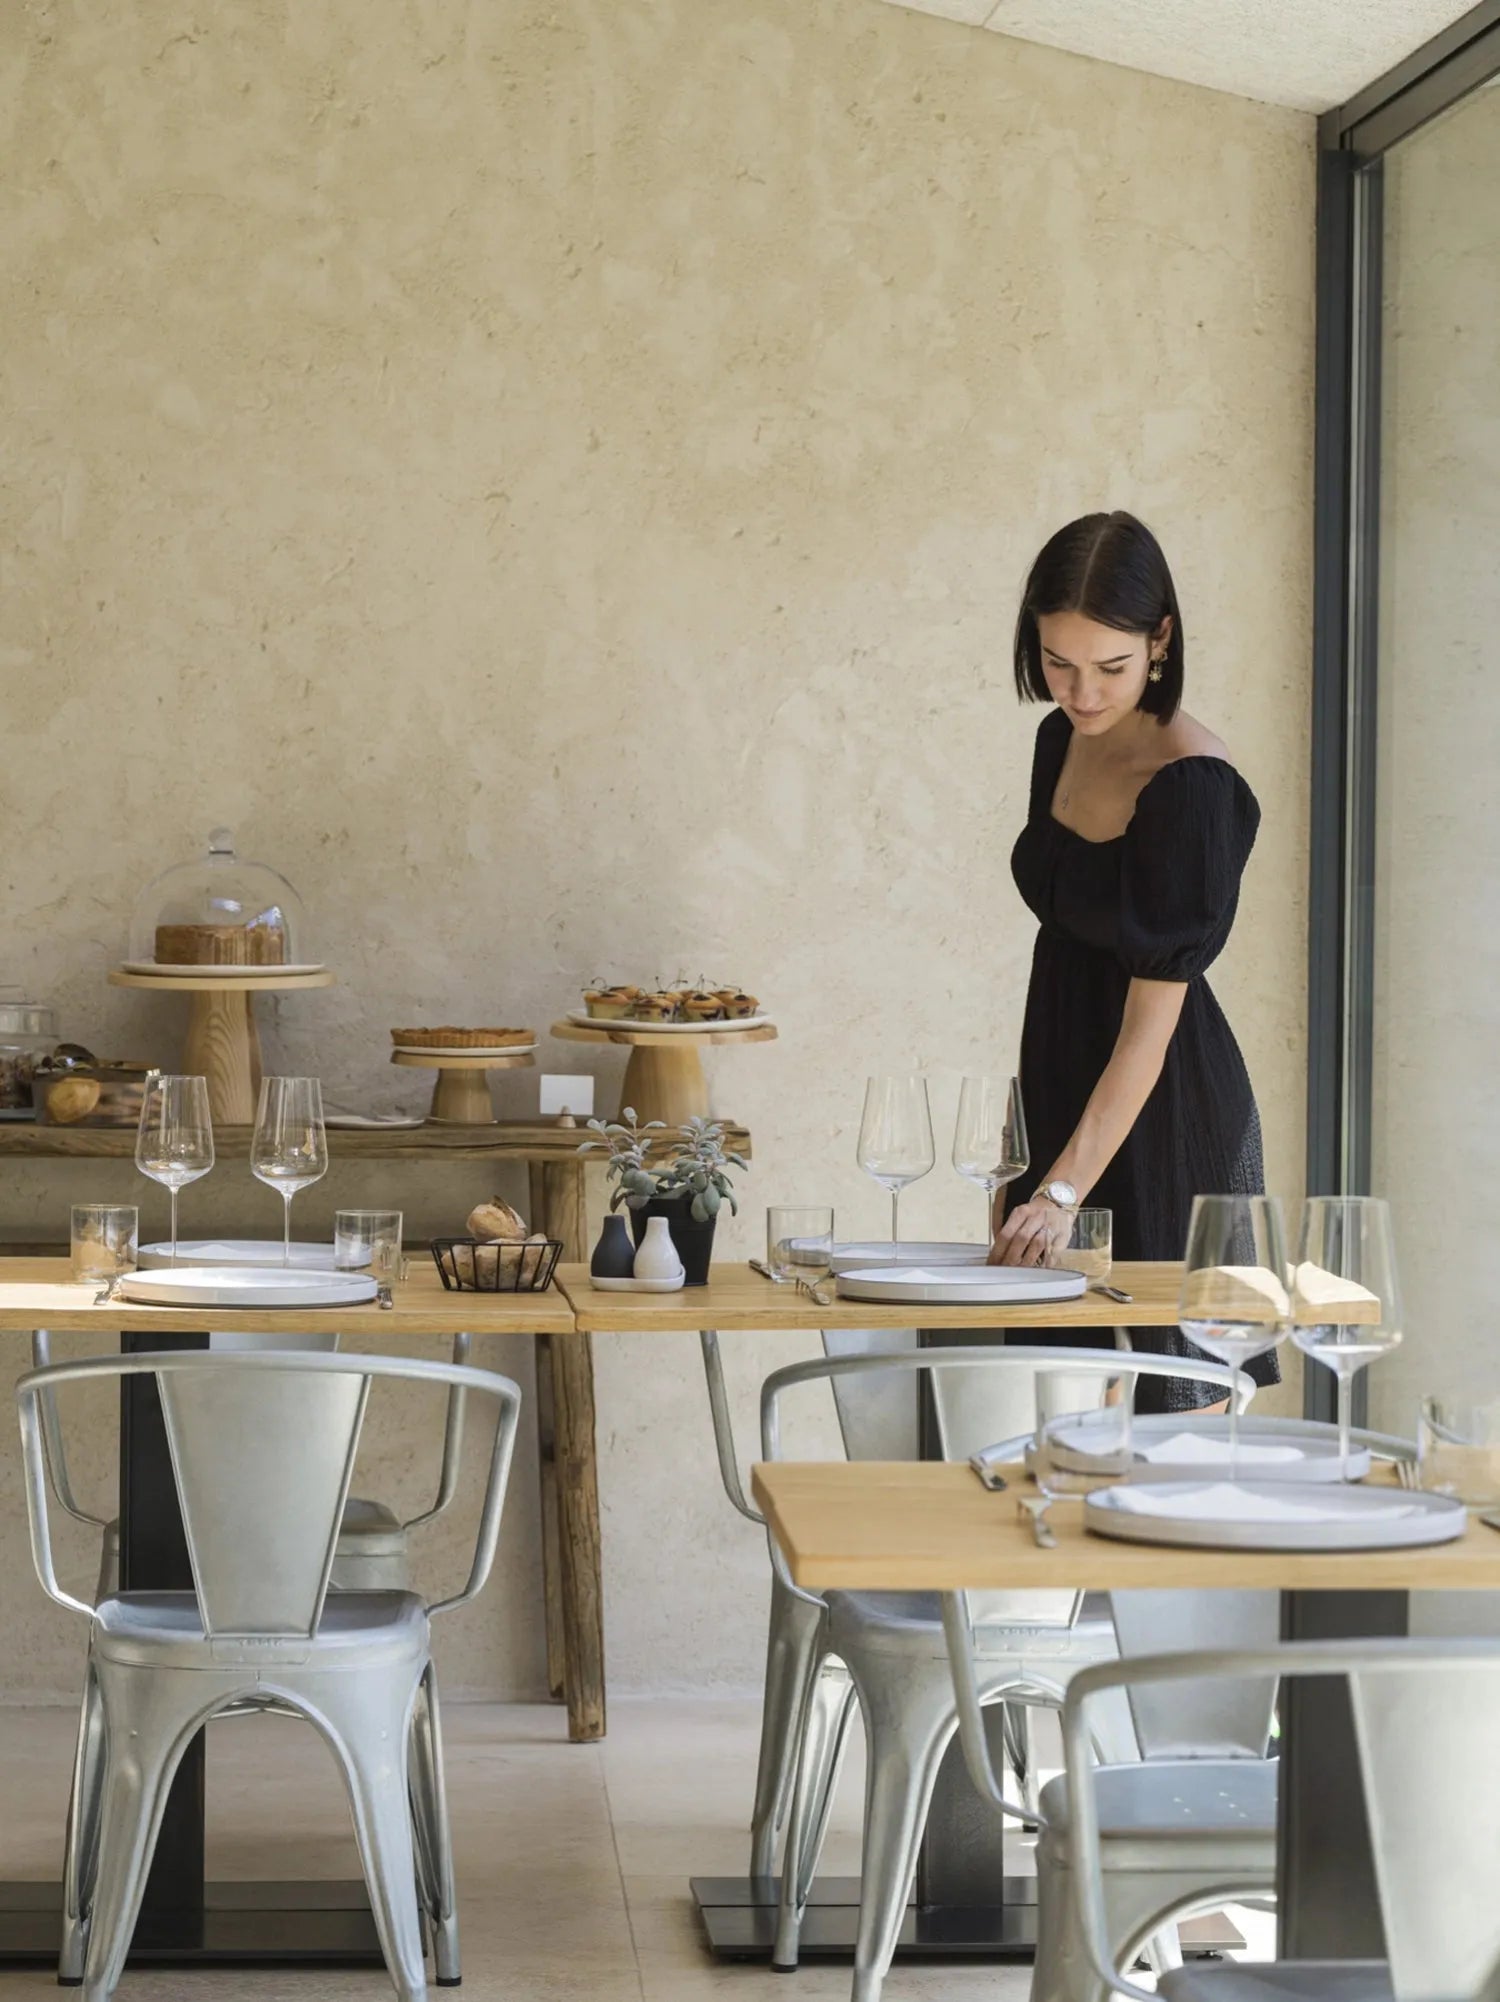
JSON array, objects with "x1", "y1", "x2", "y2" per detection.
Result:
[
  {"x1": 753, "y1": 1455, "x2": 1500, "y2": 1962},
  {"x1": 559, "y1": 1256, "x2": 1223, "y2": 1962},
  {"x1": 0, "y1": 1259, "x2": 576, "y2": 1971}
]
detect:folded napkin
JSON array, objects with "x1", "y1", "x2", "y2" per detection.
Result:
[
  {"x1": 1138, "y1": 1431, "x2": 1302, "y2": 1468},
  {"x1": 1291, "y1": 1261, "x2": 1383, "y2": 1318},
  {"x1": 1180, "y1": 1263, "x2": 1290, "y2": 1320},
  {"x1": 1114, "y1": 1482, "x2": 1406, "y2": 1525}
]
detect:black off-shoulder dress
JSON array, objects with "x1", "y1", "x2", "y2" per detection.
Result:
[{"x1": 1004, "y1": 708, "x2": 1279, "y2": 1414}]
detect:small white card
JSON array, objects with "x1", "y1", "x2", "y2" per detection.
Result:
[{"x1": 540, "y1": 1073, "x2": 594, "y2": 1117}]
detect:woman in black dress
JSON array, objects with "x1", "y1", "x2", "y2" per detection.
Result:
[{"x1": 991, "y1": 511, "x2": 1277, "y2": 1414}]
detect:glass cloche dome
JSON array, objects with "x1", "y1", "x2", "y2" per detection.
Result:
[{"x1": 128, "y1": 828, "x2": 315, "y2": 969}]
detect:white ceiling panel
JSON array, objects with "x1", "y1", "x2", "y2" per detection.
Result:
[{"x1": 877, "y1": 0, "x2": 1479, "y2": 111}]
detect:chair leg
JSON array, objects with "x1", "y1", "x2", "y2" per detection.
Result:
[
  {"x1": 770, "y1": 1661, "x2": 856, "y2": 1968},
  {"x1": 60, "y1": 1664, "x2": 107, "y2": 1986},
  {"x1": 80, "y1": 1667, "x2": 213, "y2": 2002},
  {"x1": 409, "y1": 1662, "x2": 460, "y2": 1986},
  {"x1": 750, "y1": 1579, "x2": 830, "y2": 1879},
  {"x1": 846, "y1": 1666, "x2": 958, "y2": 2002},
  {"x1": 312, "y1": 1664, "x2": 429, "y2": 2002}
]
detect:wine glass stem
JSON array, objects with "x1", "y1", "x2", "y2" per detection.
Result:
[
  {"x1": 890, "y1": 1187, "x2": 900, "y2": 1260},
  {"x1": 282, "y1": 1193, "x2": 293, "y2": 1268},
  {"x1": 169, "y1": 1187, "x2": 179, "y2": 1265},
  {"x1": 1338, "y1": 1368, "x2": 1353, "y2": 1481},
  {"x1": 1228, "y1": 1374, "x2": 1239, "y2": 1483}
]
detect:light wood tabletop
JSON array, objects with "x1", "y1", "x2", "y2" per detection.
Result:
[
  {"x1": 750, "y1": 1459, "x2": 1500, "y2": 1593},
  {"x1": 556, "y1": 1258, "x2": 1185, "y2": 1332},
  {"x1": 0, "y1": 1257, "x2": 575, "y2": 1337}
]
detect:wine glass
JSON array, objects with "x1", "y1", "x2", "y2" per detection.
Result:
[
  {"x1": 952, "y1": 1076, "x2": 1029, "y2": 1237},
  {"x1": 857, "y1": 1076, "x2": 935, "y2": 1259},
  {"x1": 1291, "y1": 1197, "x2": 1403, "y2": 1481},
  {"x1": 1177, "y1": 1194, "x2": 1290, "y2": 1482},
  {"x1": 135, "y1": 1075, "x2": 215, "y2": 1265},
  {"x1": 251, "y1": 1077, "x2": 329, "y2": 1266}
]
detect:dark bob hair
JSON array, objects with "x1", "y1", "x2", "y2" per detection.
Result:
[{"x1": 1013, "y1": 511, "x2": 1184, "y2": 723}]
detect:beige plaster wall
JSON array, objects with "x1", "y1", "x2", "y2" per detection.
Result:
[
  {"x1": 0, "y1": 1, "x2": 1313, "y2": 1700},
  {"x1": 1370, "y1": 86, "x2": 1500, "y2": 1439}
]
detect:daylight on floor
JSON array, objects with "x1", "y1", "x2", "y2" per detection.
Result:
[{"x1": 2, "y1": 2, "x2": 1497, "y2": 1999}]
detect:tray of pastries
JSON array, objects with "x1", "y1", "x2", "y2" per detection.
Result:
[
  {"x1": 390, "y1": 1027, "x2": 537, "y2": 1054},
  {"x1": 575, "y1": 980, "x2": 762, "y2": 1026}
]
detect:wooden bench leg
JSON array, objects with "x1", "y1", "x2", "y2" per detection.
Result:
[{"x1": 530, "y1": 1160, "x2": 606, "y2": 1742}]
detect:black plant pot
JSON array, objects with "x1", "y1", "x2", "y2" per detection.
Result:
[{"x1": 629, "y1": 1197, "x2": 717, "y2": 1286}]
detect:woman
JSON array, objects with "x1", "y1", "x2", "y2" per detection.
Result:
[{"x1": 991, "y1": 510, "x2": 1277, "y2": 1413}]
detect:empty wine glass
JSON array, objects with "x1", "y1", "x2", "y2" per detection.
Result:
[
  {"x1": 857, "y1": 1076, "x2": 935, "y2": 1259},
  {"x1": 1291, "y1": 1196, "x2": 1403, "y2": 1482},
  {"x1": 1177, "y1": 1194, "x2": 1290, "y2": 1482},
  {"x1": 135, "y1": 1075, "x2": 215, "y2": 1264},
  {"x1": 952, "y1": 1076, "x2": 1029, "y2": 1235},
  {"x1": 252, "y1": 1076, "x2": 329, "y2": 1266}
]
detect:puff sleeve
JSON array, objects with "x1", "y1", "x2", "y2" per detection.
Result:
[{"x1": 1117, "y1": 760, "x2": 1260, "y2": 981}]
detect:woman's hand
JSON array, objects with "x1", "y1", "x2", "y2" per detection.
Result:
[{"x1": 989, "y1": 1200, "x2": 1069, "y2": 1268}]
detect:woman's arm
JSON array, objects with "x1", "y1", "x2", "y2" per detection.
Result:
[{"x1": 992, "y1": 977, "x2": 1188, "y2": 1267}]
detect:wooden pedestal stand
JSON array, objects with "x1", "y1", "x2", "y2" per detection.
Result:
[
  {"x1": 549, "y1": 1020, "x2": 777, "y2": 1125},
  {"x1": 390, "y1": 1048, "x2": 536, "y2": 1123},
  {"x1": 109, "y1": 969, "x2": 335, "y2": 1126}
]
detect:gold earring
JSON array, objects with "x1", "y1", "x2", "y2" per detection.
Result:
[{"x1": 1148, "y1": 655, "x2": 1164, "y2": 682}]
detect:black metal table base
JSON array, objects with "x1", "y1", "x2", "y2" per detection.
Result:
[
  {"x1": 0, "y1": 1880, "x2": 383, "y2": 1967},
  {"x1": 691, "y1": 1877, "x2": 1243, "y2": 1962}
]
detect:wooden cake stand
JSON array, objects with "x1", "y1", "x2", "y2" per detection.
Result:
[
  {"x1": 391, "y1": 1048, "x2": 536, "y2": 1124},
  {"x1": 109, "y1": 968, "x2": 335, "y2": 1126},
  {"x1": 549, "y1": 1020, "x2": 777, "y2": 1125}
]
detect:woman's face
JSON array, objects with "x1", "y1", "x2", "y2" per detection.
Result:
[{"x1": 1037, "y1": 610, "x2": 1166, "y2": 736}]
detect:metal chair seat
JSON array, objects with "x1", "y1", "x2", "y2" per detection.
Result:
[
  {"x1": 830, "y1": 1588, "x2": 1111, "y2": 1656},
  {"x1": 1161, "y1": 1965, "x2": 1393, "y2": 2001},
  {"x1": 1038, "y1": 1757, "x2": 1277, "y2": 1863},
  {"x1": 92, "y1": 1588, "x2": 427, "y2": 1669}
]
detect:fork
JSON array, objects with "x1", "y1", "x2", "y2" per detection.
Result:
[{"x1": 749, "y1": 1259, "x2": 832, "y2": 1307}]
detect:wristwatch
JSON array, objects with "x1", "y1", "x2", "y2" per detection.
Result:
[{"x1": 1033, "y1": 1178, "x2": 1078, "y2": 1210}]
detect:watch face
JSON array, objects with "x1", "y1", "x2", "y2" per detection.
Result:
[{"x1": 1047, "y1": 1181, "x2": 1078, "y2": 1207}]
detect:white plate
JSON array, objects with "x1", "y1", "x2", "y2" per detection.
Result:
[
  {"x1": 325, "y1": 1113, "x2": 427, "y2": 1130},
  {"x1": 392, "y1": 1043, "x2": 537, "y2": 1059},
  {"x1": 589, "y1": 1274, "x2": 686, "y2": 1293},
  {"x1": 118, "y1": 1267, "x2": 377, "y2": 1309},
  {"x1": 814, "y1": 1240, "x2": 988, "y2": 1275},
  {"x1": 1032, "y1": 1414, "x2": 1373, "y2": 1485},
  {"x1": 121, "y1": 961, "x2": 326, "y2": 978},
  {"x1": 139, "y1": 1239, "x2": 350, "y2": 1272},
  {"x1": 835, "y1": 1263, "x2": 1086, "y2": 1306},
  {"x1": 1085, "y1": 1479, "x2": 1466, "y2": 1551},
  {"x1": 566, "y1": 1010, "x2": 771, "y2": 1033}
]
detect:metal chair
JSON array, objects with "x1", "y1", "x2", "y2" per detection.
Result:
[
  {"x1": 17, "y1": 1348, "x2": 522, "y2": 2002},
  {"x1": 751, "y1": 1343, "x2": 1253, "y2": 2000},
  {"x1": 1054, "y1": 1638, "x2": 1500, "y2": 2002},
  {"x1": 28, "y1": 1328, "x2": 476, "y2": 1597},
  {"x1": 945, "y1": 1584, "x2": 1281, "y2": 2002}
]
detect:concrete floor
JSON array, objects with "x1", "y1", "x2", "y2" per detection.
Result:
[{"x1": 0, "y1": 1696, "x2": 1271, "y2": 2000}]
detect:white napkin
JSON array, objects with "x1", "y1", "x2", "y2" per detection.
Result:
[
  {"x1": 1138, "y1": 1431, "x2": 1302, "y2": 1468},
  {"x1": 1291, "y1": 1261, "x2": 1383, "y2": 1314},
  {"x1": 1114, "y1": 1482, "x2": 1397, "y2": 1524}
]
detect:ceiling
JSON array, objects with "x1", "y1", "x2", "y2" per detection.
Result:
[{"x1": 878, "y1": 0, "x2": 1477, "y2": 111}]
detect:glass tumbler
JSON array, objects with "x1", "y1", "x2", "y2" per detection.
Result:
[
  {"x1": 767, "y1": 1207, "x2": 835, "y2": 1284},
  {"x1": 1417, "y1": 1398, "x2": 1500, "y2": 1508},
  {"x1": 334, "y1": 1209, "x2": 406, "y2": 1284},
  {"x1": 71, "y1": 1205, "x2": 139, "y2": 1287},
  {"x1": 1045, "y1": 1208, "x2": 1112, "y2": 1280}
]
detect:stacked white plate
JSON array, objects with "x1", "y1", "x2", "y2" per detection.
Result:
[
  {"x1": 138, "y1": 1238, "x2": 350, "y2": 1271},
  {"x1": 834, "y1": 1264, "x2": 1086, "y2": 1306},
  {"x1": 1041, "y1": 1414, "x2": 1375, "y2": 1486},
  {"x1": 804, "y1": 1239, "x2": 988, "y2": 1276},
  {"x1": 118, "y1": 1267, "x2": 377, "y2": 1310},
  {"x1": 565, "y1": 1011, "x2": 770, "y2": 1034},
  {"x1": 1085, "y1": 1480, "x2": 1465, "y2": 1551}
]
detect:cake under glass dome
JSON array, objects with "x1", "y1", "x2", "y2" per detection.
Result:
[{"x1": 128, "y1": 829, "x2": 316, "y2": 970}]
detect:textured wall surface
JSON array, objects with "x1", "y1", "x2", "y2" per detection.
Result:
[
  {"x1": 1371, "y1": 86, "x2": 1500, "y2": 1438},
  {"x1": 0, "y1": 0, "x2": 1314, "y2": 1699}
]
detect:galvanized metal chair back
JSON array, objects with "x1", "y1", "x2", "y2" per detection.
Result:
[
  {"x1": 1109, "y1": 1589, "x2": 1279, "y2": 1758},
  {"x1": 17, "y1": 1350, "x2": 522, "y2": 1632},
  {"x1": 1059, "y1": 1639, "x2": 1500, "y2": 2002},
  {"x1": 1351, "y1": 1654, "x2": 1500, "y2": 2000},
  {"x1": 821, "y1": 1328, "x2": 920, "y2": 1462}
]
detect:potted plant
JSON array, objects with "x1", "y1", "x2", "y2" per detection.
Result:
[{"x1": 578, "y1": 1111, "x2": 746, "y2": 1286}]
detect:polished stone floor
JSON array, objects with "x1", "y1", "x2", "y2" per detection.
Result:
[{"x1": 0, "y1": 1696, "x2": 1267, "y2": 1999}]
